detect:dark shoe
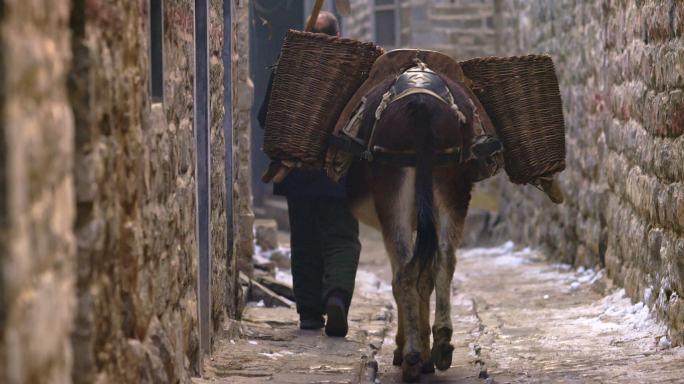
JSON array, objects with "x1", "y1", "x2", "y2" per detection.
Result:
[
  {"x1": 324, "y1": 295, "x2": 348, "y2": 337},
  {"x1": 299, "y1": 314, "x2": 324, "y2": 330}
]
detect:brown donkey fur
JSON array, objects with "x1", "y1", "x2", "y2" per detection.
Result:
[{"x1": 346, "y1": 76, "x2": 478, "y2": 382}]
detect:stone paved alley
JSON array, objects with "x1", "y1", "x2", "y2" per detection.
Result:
[{"x1": 196, "y1": 230, "x2": 684, "y2": 384}]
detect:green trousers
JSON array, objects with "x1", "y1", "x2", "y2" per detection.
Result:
[{"x1": 287, "y1": 196, "x2": 361, "y2": 316}]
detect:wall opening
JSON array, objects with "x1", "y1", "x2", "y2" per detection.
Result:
[
  {"x1": 150, "y1": 0, "x2": 164, "y2": 102},
  {"x1": 374, "y1": 0, "x2": 399, "y2": 48},
  {"x1": 249, "y1": 0, "x2": 304, "y2": 208}
]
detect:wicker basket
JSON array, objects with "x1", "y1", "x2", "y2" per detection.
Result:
[
  {"x1": 460, "y1": 55, "x2": 566, "y2": 184},
  {"x1": 263, "y1": 30, "x2": 383, "y2": 168}
]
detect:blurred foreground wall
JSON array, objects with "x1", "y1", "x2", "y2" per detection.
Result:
[
  {"x1": 0, "y1": 1, "x2": 75, "y2": 382},
  {"x1": 1, "y1": 0, "x2": 247, "y2": 382},
  {"x1": 498, "y1": 0, "x2": 684, "y2": 345}
]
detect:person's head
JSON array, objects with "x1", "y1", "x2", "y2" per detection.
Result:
[{"x1": 311, "y1": 11, "x2": 340, "y2": 37}]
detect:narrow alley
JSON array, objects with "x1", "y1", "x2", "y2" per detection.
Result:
[{"x1": 197, "y1": 229, "x2": 684, "y2": 384}]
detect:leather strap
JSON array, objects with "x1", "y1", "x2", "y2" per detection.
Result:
[
  {"x1": 372, "y1": 146, "x2": 468, "y2": 167},
  {"x1": 327, "y1": 134, "x2": 468, "y2": 167},
  {"x1": 326, "y1": 134, "x2": 372, "y2": 160}
]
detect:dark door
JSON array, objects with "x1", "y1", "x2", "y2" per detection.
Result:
[{"x1": 249, "y1": 0, "x2": 304, "y2": 207}]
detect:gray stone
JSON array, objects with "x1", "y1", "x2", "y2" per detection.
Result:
[
  {"x1": 255, "y1": 275, "x2": 295, "y2": 302},
  {"x1": 254, "y1": 219, "x2": 279, "y2": 251},
  {"x1": 249, "y1": 279, "x2": 294, "y2": 309}
]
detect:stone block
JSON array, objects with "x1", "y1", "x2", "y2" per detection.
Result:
[{"x1": 254, "y1": 219, "x2": 279, "y2": 251}]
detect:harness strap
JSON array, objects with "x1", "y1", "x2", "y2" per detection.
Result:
[
  {"x1": 372, "y1": 145, "x2": 468, "y2": 167},
  {"x1": 392, "y1": 87, "x2": 448, "y2": 106},
  {"x1": 329, "y1": 60, "x2": 491, "y2": 168},
  {"x1": 326, "y1": 135, "x2": 372, "y2": 160}
]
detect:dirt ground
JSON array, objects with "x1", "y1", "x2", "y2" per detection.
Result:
[{"x1": 197, "y1": 228, "x2": 684, "y2": 384}]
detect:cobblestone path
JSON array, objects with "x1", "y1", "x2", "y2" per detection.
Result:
[{"x1": 197, "y1": 231, "x2": 684, "y2": 383}]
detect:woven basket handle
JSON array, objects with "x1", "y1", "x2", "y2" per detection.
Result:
[{"x1": 305, "y1": 0, "x2": 326, "y2": 32}]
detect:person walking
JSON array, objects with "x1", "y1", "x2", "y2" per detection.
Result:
[{"x1": 257, "y1": 11, "x2": 361, "y2": 338}]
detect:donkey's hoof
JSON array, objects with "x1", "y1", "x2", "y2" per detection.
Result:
[
  {"x1": 421, "y1": 360, "x2": 435, "y2": 374},
  {"x1": 431, "y1": 343, "x2": 454, "y2": 371},
  {"x1": 401, "y1": 352, "x2": 422, "y2": 383},
  {"x1": 392, "y1": 348, "x2": 403, "y2": 366}
]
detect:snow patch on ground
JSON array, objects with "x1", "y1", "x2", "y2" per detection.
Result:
[
  {"x1": 253, "y1": 241, "x2": 294, "y2": 285},
  {"x1": 259, "y1": 352, "x2": 283, "y2": 360},
  {"x1": 275, "y1": 268, "x2": 293, "y2": 285},
  {"x1": 356, "y1": 270, "x2": 393, "y2": 296},
  {"x1": 465, "y1": 241, "x2": 608, "y2": 293},
  {"x1": 460, "y1": 241, "x2": 536, "y2": 266},
  {"x1": 254, "y1": 244, "x2": 291, "y2": 261},
  {"x1": 567, "y1": 288, "x2": 670, "y2": 350},
  {"x1": 462, "y1": 241, "x2": 670, "y2": 349}
]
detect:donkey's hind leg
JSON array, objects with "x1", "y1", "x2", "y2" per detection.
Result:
[
  {"x1": 431, "y1": 214, "x2": 463, "y2": 371},
  {"x1": 374, "y1": 168, "x2": 424, "y2": 382},
  {"x1": 418, "y1": 268, "x2": 435, "y2": 373},
  {"x1": 390, "y1": 267, "x2": 405, "y2": 366},
  {"x1": 383, "y1": 230, "x2": 423, "y2": 382}
]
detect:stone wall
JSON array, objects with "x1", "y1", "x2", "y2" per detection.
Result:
[
  {"x1": 2, "y1": 0, "x2": 243, "y2": 382},
  {"x1": 343, "y1": 0, "x2": 498, "y2": 58},
  {"x1": 209, "y1": 0, "x2": 232, "y2": 329},
  {"x1": 497, "y1": 0, "x2": 684, "y2": 345},
  {"x1": 68, "y1": 0, "x2": 231, "y2": 383},
  {"x1": 343, "y1": 0, "x2": 373, "y2": 42},
  {"x1": 231, "y1": 0, "x2": 255, "y2": 280},
  {"x1": 410, "y1": 0, "x2": 498, "y2": 58},
  {"x1": 0, "y1": 1, "x2": 75, "y2": 383}
]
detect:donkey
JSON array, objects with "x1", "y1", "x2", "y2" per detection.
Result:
[{"x1": 345, "y1": 63, "x2": 497, "y2": 382}]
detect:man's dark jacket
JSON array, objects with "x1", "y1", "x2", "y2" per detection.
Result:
[{"x1": 258, "y1": 69, "x2": 346, "y2": 198}]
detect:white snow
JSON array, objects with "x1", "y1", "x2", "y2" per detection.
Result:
[
  {"x1": 355, "y1": 270, "x2": 393, "y2": 295},
  {"x1": 460, "y1": 240, "x2": 516, "y2": 258},
  {"x1": 253, "y1": 240, "x2": 293, "y2": 285},
  {"x1": 258, "y1": 352, "x2": 283, "y2": 360},
  {"x1": 275, "y1": 268, "x2": 293, "y2": 285},
  {"x1": 252, "y1": 251, "x2": 271, "y2": 266},
  {"x1": 460, "y1": 241, "x2": 537, "y2": 267},
  {"x1": 463, "y1": 241, "x2": 671, "y2": 351},
  {"x1": 644, "y1": 287, "x2": 653, "y2": 304},
  {"x1": 465, "y1": 241, "x2": 612, "y2": 294},
  {"x1": 567, "y1": 288, "x2": 670, "y2": 350},
  {"x1": 254, "y1": 244, "x2": 291, "y2": 262}
]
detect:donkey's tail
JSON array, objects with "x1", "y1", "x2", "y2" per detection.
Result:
[{"x1": 407, "y1": 94, "x2": 438, "y2": 273}]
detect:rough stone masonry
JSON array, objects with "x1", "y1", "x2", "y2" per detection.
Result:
[
  {"x1": 1, "y1": 1, "x2": 75, "y2": 383},
  {"x1": 497, "y1": 0, "x2": 684, "y2": 345},
  {"x1": 344, "y1": 0, "x2": 500, "y2": 59},
  {"x1": 1, "y1": 0, "x2": 250, "y2": 383}
]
